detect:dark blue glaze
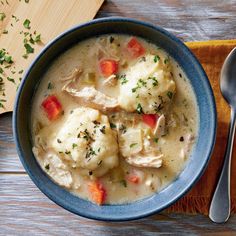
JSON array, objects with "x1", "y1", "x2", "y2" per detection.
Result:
[{"x1": 13, "y1": 17, "x2": 217, "y2": 221}]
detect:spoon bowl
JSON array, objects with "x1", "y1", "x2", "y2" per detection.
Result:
[{"x1": 220, "y1": 48, "x2": 236, "y2": 105}]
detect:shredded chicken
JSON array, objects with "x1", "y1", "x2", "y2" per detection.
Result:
[
  {"x1": 103, "y1": 74, "x2": 117, "y2": 86},
  {"x1": 125, "y1": 154, "x2": 163, "y2": 168},
  {"x1": 180, "y1": 133, "x2": 195, "y2": 160},
  {"x1": 154, "y1": 114, "x2": 166, "y2": 137},
  {"x1": 60, "y1": 68, "x2": 83, "y2": 82},
  {"x1": 63, "y1": 86, "x2": 119, "y2": 112}
]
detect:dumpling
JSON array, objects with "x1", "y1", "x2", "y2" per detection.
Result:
[
  {"x1": 118, "y1": 54, "x2": 176, "y2": 114},
  {"x1": 34, "y1": 107, "x2": 119, "y2": 177}
]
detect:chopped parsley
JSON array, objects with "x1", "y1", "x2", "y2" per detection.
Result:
[
  {"x1": 34, "y1": 34, "x2": 41, "y2": 43},
  {"x1": 65, "y1": 150, "x2": 71, "y2": 155},
  {"x1": 110, "y1": 123, "x2": 116, "y2": 129},
  {"x1": 154, "y1": 138, "x2": 159, "y2": 143},
  {"x1": 120, "y1": 179, "x2": 127, "y2": 188},
  {"x1": 100, "y1": 125, "x2": 106, "y2": 134},
  {"x1": 130, "y1": 143, "x2": 138, "y2": 148},
  {"x1": 12, "y1": 15, "x2": 19, "y2": 22},
  {"x1": 0, "y1": 12, "x2": 6, "y2": 21},
  {"x1": 132, "y1": 78, "x2": 147, "y2": 93},
  {"x1": 45, "y1": 164, "x2": 50, "y2": 170},
  {"x1": 24, "y1": 43, "x2": 34, "y2": 54},
  {"x1": 2, "y1": 29, "x2": 8, "y2": 34},
  {"x1": 136, "y1": 103, "x2": 143, "y2": 114},
  {"x1": 164, "y1": 57, "x2": 169, "y2": 64},
  {"x1": 119, "y1": 74, "x2": 128, "y2": 85},
  {"x1": 154, "y1": 55, "x2": 160, "y2": 63},
  {"x1": 148, "y1": 76, "x2": 158, "y2": 87},
  {"x1": 57, "y1": 138, "x2": 62, "y2": 143},
  {"x1": 7, "y1": 77, "x2": 15, "y2": 83},
  {"x1": 47, "y1": 82, "x2": 54, "y2": 89},
  {"x1": 109, "y1": 36, "x2": 114, "y2": 43},
  {"x1": 23, "y1": 19, "x2": 31, "y2": 29},
  {"x1": 167, "y1": 91, "x2": 173, "y2": 99},
  {"x1": 86, "y1": 147, "x2": 96, "y2": 159},
  {"x1": 72, "y1": 143, "x2": 77, "y2": 149}
]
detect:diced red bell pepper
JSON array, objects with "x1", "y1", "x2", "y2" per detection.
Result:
[
  {"x1": 127, "y1": 37, "x2": 145, "y2": 58},
  {"x1": 142, "y1": 114, "x2": 158, "y2": 129},
  {"x1": 41, "y1": 95, "x2": 62, "y2": 121},
  {"x1": 99, "y1": 59, "x2": 118, "y2": 77},
  {"x1": 127, "y1": 175, "x2": 140, "y2": 184},
  {"x1": 88, "y1": 181, "x2": 106, "y2": 205}
]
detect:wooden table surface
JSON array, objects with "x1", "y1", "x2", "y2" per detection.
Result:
[{"x1": 1, "y1": 0, "x2": 236, "y2": 235}]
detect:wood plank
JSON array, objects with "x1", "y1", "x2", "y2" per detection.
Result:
[
  {"x1": 0, "y1": 0, "x2": 104, "y2": 114},
  {"x1": 98, "y1": 0, "x2": 236, "y2": 42},
  {"x1": 0, "y1": 113, "x2": 24, "y2": 172},
  {"x1": 1, "y1": 174, "x2": 236, "y2": 235}
]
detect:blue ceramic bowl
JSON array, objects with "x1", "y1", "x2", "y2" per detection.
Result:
[{"x1": 13, "y1": 17, "x2": 217, "y2": 221}]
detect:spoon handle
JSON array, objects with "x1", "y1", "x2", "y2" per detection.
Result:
[{"x1": 209, "y1": 109, "x2": 236, "y2": 223}]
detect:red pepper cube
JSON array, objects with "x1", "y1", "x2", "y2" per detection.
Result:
[
  {"x1": 99, "y1": 59, "x2": 118, "y2": 77},
  {"x1": 41, "y1": 95, "x2": 62, "y2": 120},
  {"x1": 142, "y1": 114, "x2": 158, "y2": 129},
  {"x1": 127, "y1": 37, "x2": 145, "y2": 58}
]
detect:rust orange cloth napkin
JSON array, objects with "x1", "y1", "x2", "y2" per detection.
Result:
[{"x1": 166, "y1": 40, "x2": 236, "y2": 215}]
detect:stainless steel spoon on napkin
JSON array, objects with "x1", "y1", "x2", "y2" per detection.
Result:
[{"x1": 209, "y1": 47, "x2": 236, "y2": 223}]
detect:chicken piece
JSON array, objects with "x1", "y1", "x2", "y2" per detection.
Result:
[
  {"x1": 154, "y1": 114, "x2": 166, "y2": 137},
  {"x1": 118, "y1": 127, "x2": 163, "y2": 168},
  {"x1": 63, "y1": 86, "x2": 119, "y2": 112},
  {"x1": 125, "y1": 154, "x2": 163, "y2": 168},
  {"x1": 180, "y1": 133, "x2": 195, "y2": 160},
  {"x1": 33, "y1": 148, "x2": 73, "y2": 188},
  {"x1": 103, "y1": 74, "x2": 117, "y2": 87},
  {"x1": 61, "y1": 68, "x2": 83, "y2": 82}
]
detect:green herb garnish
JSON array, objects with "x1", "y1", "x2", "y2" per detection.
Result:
[
  {"x1": 120, "y1": 74, "x2": 128, "y2": 85},
  {"x1": 109, "y1": 36, "x2": 114, "y2": 43},
  {"x1": 23, "y1": 19, "x2": 31, "y2": 29},
  {"x1": 130, "y1": 143, "x2": 138, "y2": 148},
  {"x1": 167, "y1": 91, "x2": 173, "y2": 99},
  {"x1": 110, "y1": 123, "x2": 116, "y2": 129},
  {"x1": 24, "y1": 43, "x2": 34, "y2": 54},
  {"x1": 154, "y1": 55, "x2": 160, "y2": 63},
  {"x1": 164, "y1": 57, "x2": 169, "y2": 64},
  {"x1": 0, "y1": 12, "x2": 6, "y2": 21},
  {"x1": 45, "y1": 164, "x2": 50, "y2": 170},
  {"x1": 7, "y1": 77, "x2": 15, "y2": 83},
  {"x1": 154, "y1": 138, "x2": 158, "y2": 143},
  {"x1": 100, "y1": 125, "x2": 106, "y2": 134},
  {"x1": 136, "y1": 103, "x2": 143, "y2": 114},
  {"x1": 72, "y1": 143, "x2": 77, "y2": 149},
  {"x1": 47, "y1": 82, "x2": 54, "y2": 89},
  {"x1": 120, "y1": 180, "x2": 127, "y2": 188}
]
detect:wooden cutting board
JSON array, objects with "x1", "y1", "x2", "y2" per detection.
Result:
[{"x1": 0, "y1": 0, "x2": 104, "y2": 114}]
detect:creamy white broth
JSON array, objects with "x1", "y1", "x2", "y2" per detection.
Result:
[{"x1": 31, "y1": 34, "x2": 198, "y2": 205}]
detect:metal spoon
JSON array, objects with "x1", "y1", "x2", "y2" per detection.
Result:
[{"x1": 209, "y1": 47, "x2": 236, "y2": 223}]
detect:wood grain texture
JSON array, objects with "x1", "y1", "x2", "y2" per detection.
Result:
[
  {"x1": 97, "y1": 0, "x2": 236, "y2": 42},
  {"x1": 0, "y1": 0, "x2": 104, "y2": 114},
  {"x1": 1, "y1": 0, "x2": 236, "y2": 235},
  {"x1": 1, "y1": 174, "x2": 236, "y2": 236}
]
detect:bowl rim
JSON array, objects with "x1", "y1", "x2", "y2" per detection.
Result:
[{"x1": 13, "y1": 16, "x2": 217, "y2": 221}]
